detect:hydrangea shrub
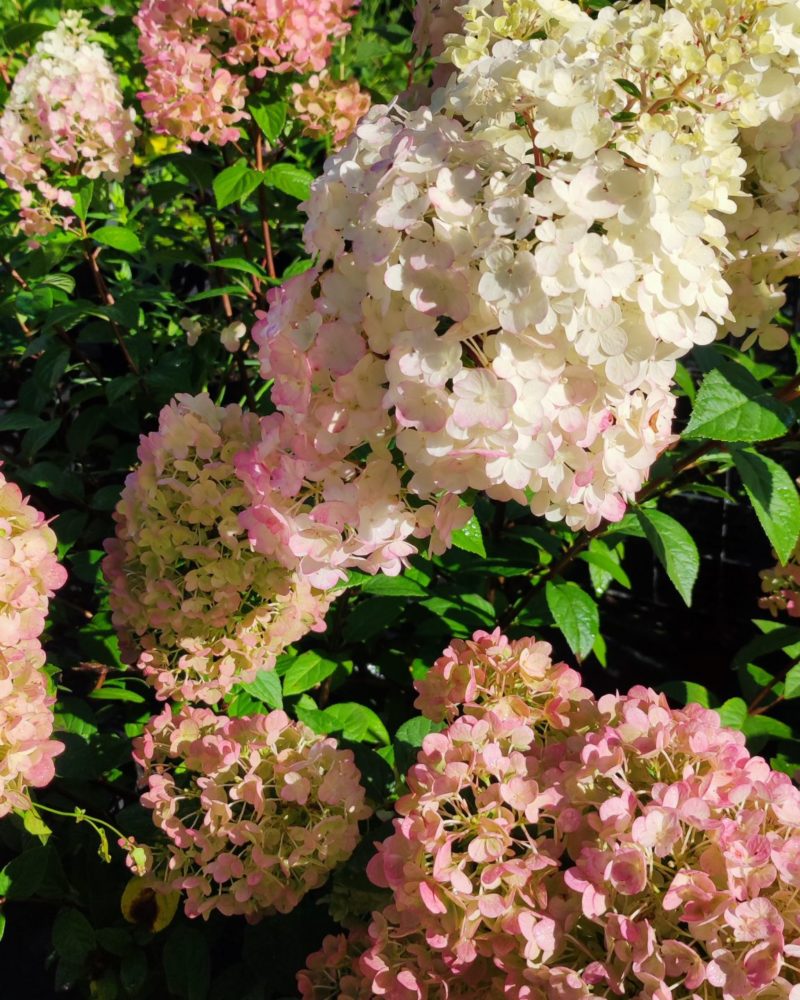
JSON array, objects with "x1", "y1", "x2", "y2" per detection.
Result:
[{"x1": 0, "y1": 0, "x2": 799, "y2": 996}]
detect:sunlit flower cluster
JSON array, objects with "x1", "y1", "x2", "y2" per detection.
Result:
[
  {"x1": 259, "y1": 0, "x2": 800, "y2": 532},
  {"x1": 0, "y1": 467, "x2": 67, "y2": 816},
  {"x1": 299, "y1": 628, "x2": 800, "y2": 999},
  {"x1": 103, "y1": 394, "x2": 332, "y2": 704},
  {"x1": 0, "y1": 11, "x2": 138, "y2": 239},
  {"x1": 134, "y1": 706, "x2": 371, "y2": 920},
  {"x1": 235, "y1": 405, "x2": 463, "y2": 589},
  {"x1": 135, "y1": 0, "x2": 358, "y2": 146},
  {"x1": 291, "y1": 72, "x2": 371, "y2": 148}
]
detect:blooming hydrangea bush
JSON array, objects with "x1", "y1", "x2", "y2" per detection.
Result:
[
  {"x1": 297, "y1": 628, "x2": 800, "y2": 999},
  {"x1": 103, "y1": 394, "x2": 332, "y2": 703},
  {"x1": 0, "y1": 466, "x2": 66, "y2": 816},
  {"x1": 133, "y1": 706, "x2": 371, "y2": 920},
  {"x1": 0, "y1": 11, "x2": 138, "y2": 239},
  {"x1": 135, "y1": 0, "x2": 358, "y2": 146},
  {"x1": 256, "y1": 0, "x2": 800, "y2": 532}
]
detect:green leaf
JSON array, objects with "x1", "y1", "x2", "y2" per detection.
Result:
[
  {"x1": 93, "y1": 226, "x2": 142, "y2": 254},
  {"x1": 732, "y1": 448, "x2": 800, "y2": 564},
  {"x1": 545, "y1": 580, "x2": 599, "y2": 659},
  {"x1": 52, "y1": 908, "x2": 95, "y2": 963},
  {"x1": 659, "y1": 680, "x2": 719, "y2": 708},
  {"x1": 579, "y1": 540, "x2": 630, "y2": 595},
  {"x1": 717, "y1": 696, "x2": 748, "y2": 730},
  {"x1": 2, "y1": 22, "x2": 50, "y2": 50},
  {"x1": 308, "y1": 702, "x2": 390, "y2": 745},
  {"x1": 395, "y1": 717, "x2": 441, "y2": 747},
  {"x1": 263, "y1": 163, "x2": 314, "y2": 201},
  {"x1": 207, "y1": 257, "x2": 267, "y2": 279},
  {"x1": 71, "y1": 182, "x2": 94, "y2": 222},
  {"x1": 249, "y1": 100, "x2": 287, "y2": 144},
  {"x1": 635, "y1": 508, "x2": 699, "y2": 606},
  {"x1": 361, "y1": 575, "x2": 427, "y2": 597},
  {"x1": 614, "y1": 77, "x2": 641, "y2": 98},
  {"x1": 241, "y1": 670, "x2": 283, "y2": 709},
  {"x1": 2, "y1": 845, "x2": 51, "y2": 900},
  {"x1": 213, "y1": 159, "x2": 264, "y2": 209},
  {"x1": 164, "y1": 925, "x2": 210, "y2": 1000},
  {"x1": 784, "y1": 662, "x2": 800, "y2": 700},
  {"x1": 450, "y1": 514, "x2": 486, "y2": 557},
  {"x1": 742, "y1": 715, "x2": 794, "y2": 740},
  {"x1": 683, "y1": 361, "x2": 794, "y2": 442},
  {"x1": 186, "y1": 284, "x2": 250, "y2": 303},
  {"x1": 282, "y1": 651, "x2": 338, "y2": 697}
]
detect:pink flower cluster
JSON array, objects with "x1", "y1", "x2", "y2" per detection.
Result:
[
  {"x1": 299, "y1": 628, "x2": 800, "y2": 999},
  {"x1": 0, "y1": 12, "x2": 138, "y2": 239},
  {"x1": 235, "y1": 406, "x2": 465, "y2": 590},
  {"x1": 133, "y1": 706, "x2": 371, "y2": 920},
  {"x1": 291, "y1": 72, "x2": 371, "y2": 148},
  {"x1": 135, "y1": 0, "x2": 358, "y2": 146},
  {"x1": 0, "y1": 467, "x2": 67, "y2": 816},
  {"x1": 103, "y1": 394, "x2": 332, "y2": 704}
]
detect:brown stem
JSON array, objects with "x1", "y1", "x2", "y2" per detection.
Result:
[
  {"x1": 254, "y1": 132, "x2": 277, "y2": 280},
  {"x1": 521, "y1": 110, "x2": 545, "y2": 182},
  {"x1": 79, "y1": 224, "x2": 139, "y2": 375},
  {"x1": 748, "y1": 657, "x2": 798, "y2": 714},
  {"x1": 204, "y1": 216, "x2": 234, "y2": 319}
]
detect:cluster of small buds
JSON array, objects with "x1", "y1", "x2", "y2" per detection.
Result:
[
  {"x1": 297, "y1": 627, "x2": 800, "y2": 999},
  {"x1": 135, "y1": 0, "x2": 358, "y2": 147},
  {"x1": 291, "y1": 72, "x2": 371, "y2": 148},
  {"x1": 0, "y1": 467, "x2": 67, "y2": 816},
  {"x1": 133, "y1": 706, "x2": 371, "y2": 921},
  {"x1": 102, "y1": 394, "x2": 333, "y2": 704},
  {"x1": 0, "y1": 12, "x2": 138, "y2": 239},
  {"x1": 257, "y1": 0, "x2": 800, "y2": 534},
  {"x1": 760, "y1": 541, "x2": 800, "y2": 618}
]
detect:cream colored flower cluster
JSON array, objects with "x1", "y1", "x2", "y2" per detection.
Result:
[
  {"x1": 258, "y1": 0, "x2": 800, "y2": 532},
  {"x1": 0, "y1": 467, "x2": 67, "y2": 816},
  {"x1": 103, "y1": 394, "x2": 333, "y2": 704},
  {"x1": 0, "y1": 12, "x2": 138, "y2": 239}
]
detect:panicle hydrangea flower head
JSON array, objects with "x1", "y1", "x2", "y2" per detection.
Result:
[
  {"x1": 319, "y1": 628, "x2": 800, "y2": 999},
  {"x1": 254, "y1": 0, "x2": 800, "y2": 534},
  {"x1": 102, "y1": 394, "x2": 333, "y2": 704},
  {"x1": 133, "y1": 706, "x2": 371, "y2": 921},
  {"x1": 0, "y1": 11, "x2": 139, "y2": 238},
  {"x1": 0, "y1": 465, "x2": 66, "y2": 815},
  {"x1": 291, "y1": 72, "x2": 371, "y2": 148},
  {"x1": 135, "y1": 0, "x2": 358, "y2": 146}
]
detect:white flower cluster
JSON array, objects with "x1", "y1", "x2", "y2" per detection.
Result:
[
  {"x1": 0, "y1": 12, "x2": 138, "y2": 239},
  {"x1": 257, "y1": 0, "x2": 800, "y2": 531}
]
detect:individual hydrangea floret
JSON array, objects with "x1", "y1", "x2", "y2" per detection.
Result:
[
  {"x1": 0, "y1": 466, "x2": 67, "y2": 815},
  {"x1": 291, "y1": 72, "x2": 371, "y2": 148},
  {"x1": 0, "y1": 11, "x2": 139, "y2": 239},
  {"x1": 102, "y1": 394, "x2": 332, "y2": 704},
  {"x1": 134, "y1": 706, "x2": 371, "y2": 921},
  {"x1": 306, "y1": 628, "x2": 800, "y2": 999},
  {"x1": 135, "y1": 0, "x2": 358, "y2": 146}
]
